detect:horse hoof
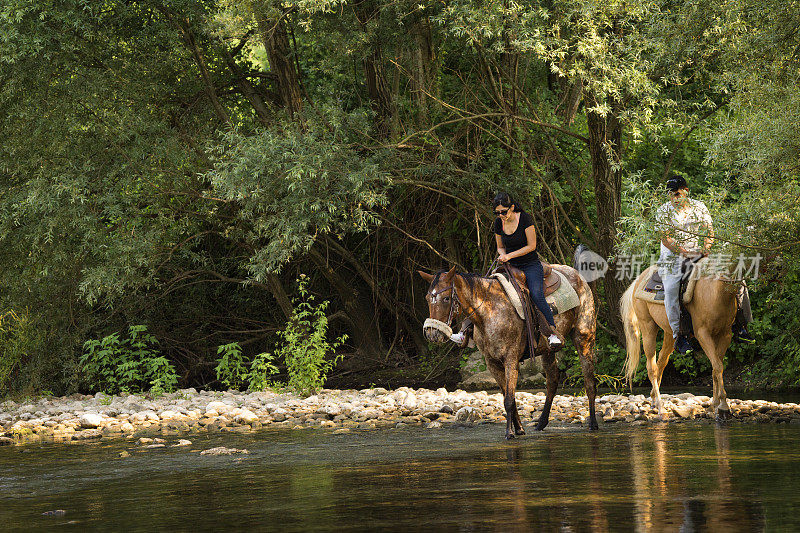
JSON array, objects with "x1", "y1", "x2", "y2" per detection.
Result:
[
  {"x1": 515, "y1": 428, "x2": 526, "y2": 436},
  {"x1": 589, "y1": 419, "x2": 599, "y2": 431},
  {"x1": 534, "y1": 423, "x2": 547, "y2": 432},
  {"x1": 505, "y1": 433, "x2": 515, "y2": 440}
]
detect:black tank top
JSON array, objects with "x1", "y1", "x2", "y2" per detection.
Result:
[{"x1": 493, "y1": 211, "x2": 538, "y2": 266}]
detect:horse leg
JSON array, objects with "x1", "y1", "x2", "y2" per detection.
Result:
[
  {"x1": 695, "y1": 328, "x2": 733, "y2": 421},
  {"x1": 655, "y1": 334, "x2": 674, "y2": 389},
  {"x1": 504, "y1": 358, "x2": 525, "y2": 438},
  {"x1": 486, "y1": 358, "x2": 507, "y2": 396},
  {"x1": 485, "y1": 358, "x2": 514, "y2": 438},
  {"x1": 535, "y1": 350, "x2": 559, "y2": 431},
  {"x1": 641, "y1": 321, "x2": 664, "y2": 417},
  {"x1": 572, "y1": 329, "x2": 599, "y2": 430}
]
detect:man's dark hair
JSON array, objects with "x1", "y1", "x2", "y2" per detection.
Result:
[{"x1": 666, "y1": 175, "x2": 688, "y2": 191}]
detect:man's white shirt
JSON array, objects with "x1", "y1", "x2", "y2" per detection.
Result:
[{"x1": 656, "y1": 198, "x2": 713, "y2": 265}]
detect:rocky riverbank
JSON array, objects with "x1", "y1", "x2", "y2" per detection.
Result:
[{"x1": 1, "y1": 388, "x2": 800, "y2": 446}]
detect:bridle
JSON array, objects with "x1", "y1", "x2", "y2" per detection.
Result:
[
  {"x1": 430, "y1": 282, "x2": 461, "y2": 326},
  {"x1": 423, "y1": 274, "x2": 486, "y2": 340}
]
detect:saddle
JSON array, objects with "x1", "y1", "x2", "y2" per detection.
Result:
[
  {"x1": 495, "y1": 263, "x2": 562, "y2": 299},
  {"x1": 492, "y1": 263, "x2": 560, "y2": 360},
  {"x1": 639, "y1": 256, "x2": 705, "y2": 338}
]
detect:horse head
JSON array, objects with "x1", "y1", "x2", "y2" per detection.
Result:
[{"x1": 418, "y1": 266, "x2": 458, "y2": 343}]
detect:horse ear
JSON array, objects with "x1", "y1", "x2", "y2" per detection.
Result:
[
  {"x1": 417, "y1": 270, "x2": 434, "y2": 283},
  {"x1": 443, "y1": 265, "x2": 457, "y2": 282}
]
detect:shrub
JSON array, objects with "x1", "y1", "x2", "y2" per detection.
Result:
[
  {"x1": 215, "y1": 342, "x2": 249, "y2": 390},
  {"x1": 0, "y1": 309, "x2": 34, "y2": 394},
  {"x1": 80, "y1": 325, "x2": 178, "y2": 395},
  {"x1": 276, "y1": 275, "x2": 346, "y2": 396},
  {"x1": 214, "y1": 343, "x2": 279, "y2": 391}
]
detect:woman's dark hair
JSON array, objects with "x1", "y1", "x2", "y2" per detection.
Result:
[{"x1": 492, "y1": 192, "x2": 519, "y2": 211}]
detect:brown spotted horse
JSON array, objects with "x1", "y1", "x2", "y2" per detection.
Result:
[{"x1": 419, "y1": 257, "x2": 599, "y2": 439}]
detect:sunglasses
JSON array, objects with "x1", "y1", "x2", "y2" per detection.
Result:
[{"x1": 494, "y1": 208, "x2": 510, "y2": 216}]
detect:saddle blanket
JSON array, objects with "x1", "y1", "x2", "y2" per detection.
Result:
[
  {"x1": 634, "y1": 258, "x2": 709, "y2": 305},
  {"x1": 491, "y1": 269, "x2": 580, "y2": 320}
]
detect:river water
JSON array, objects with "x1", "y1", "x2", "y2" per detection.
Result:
[{"x1": 2, "y1": 422, "x2": 798, "y2": 531}]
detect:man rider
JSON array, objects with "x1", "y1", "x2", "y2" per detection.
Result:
[
  {"x1": 656, "y1": 176, "x2": 714, "y2": 354},
  {"x1": 656, "y1": 175, "x2": 753, "y2": 355}
]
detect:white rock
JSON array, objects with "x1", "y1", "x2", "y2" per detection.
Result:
[
  {"x1": 234, "y1": 409, "x2": 259, "y2": 424},
  {"x1": 159, "y1": 410, "x2": 183, "y2": 420},
  {"x1": 131, "y1": 411, "x2": 159, "y2": 423},
  {"x1": 318, "y1": 404, "x2": 341, "y2": 417},
  {"x1": 200, "y1": 446, "x2": 249, "y2": 456},
  {"x1": 362, "y1": 408, "x2": 381, "y2": 420},
  {"x1": 402, "y1": 392, "x2": 418, "y2": 410},
  {"x1": 79, "y1": 413, "x2": 104, "y2": 429},
  {"x1": 205, "y1": 401, "x2": 233, "y2": 415},
  {"x1": 672, "y1": 404, "x2": 693, "y2": 419}
]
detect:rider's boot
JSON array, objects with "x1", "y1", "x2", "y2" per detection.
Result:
[
  {"x1": 449, "y1": 332, "x2": 467, "y2": 346},
  {"x1": 733, "y1": 324, "x2": 754, "y2": 342},
  {"x1": 450, "y1": 321, "x2": 474, "y2": 348},
  {"x1": 547, "y1": 334, "x2": 563, "y2": 350},
  {"x1": 675, "y1": 335, "x2": 693, "y2": 354}
]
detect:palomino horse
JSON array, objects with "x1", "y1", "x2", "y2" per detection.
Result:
[
  {"x1": 620, "y1": 265, "x2": 739, "y2": 420},
  {"x1": 419, "y1": 262, "x2": 599, "y2": 439}
]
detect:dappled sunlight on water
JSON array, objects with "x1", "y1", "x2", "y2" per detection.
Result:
[{"x1": 2, "y1": 423, "x2": 798, "y2": 531}]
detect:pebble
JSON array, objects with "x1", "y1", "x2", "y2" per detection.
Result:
[{"x1": 1, "y1": 388, "x2": 798, "y2": 447}]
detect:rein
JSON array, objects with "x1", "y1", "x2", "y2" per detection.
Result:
[{"x1": 427, "y1": 272, "x2": 488, "y2": 332}]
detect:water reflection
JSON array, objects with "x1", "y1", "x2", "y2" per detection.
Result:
[
  {"x1": 629, "y1": 425, "x2": 765, "y2": 532},
  {"x1": 0, "y1": 424, "x2": 795, "y2": 531}
]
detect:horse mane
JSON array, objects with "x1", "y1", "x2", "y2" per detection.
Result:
[{"x1": 430, "y1": 270, "x2": 491, "y2": 292}]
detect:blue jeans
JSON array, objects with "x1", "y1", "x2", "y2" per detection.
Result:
[
  {"x1": 519, "y1": 260, "x2": 556, "y2": 329},
  {"x1": 658, "y1": 254, "x2": 682, "y2": 339}
]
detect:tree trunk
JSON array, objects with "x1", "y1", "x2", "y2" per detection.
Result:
[
  {"x1": 353, "y1": 0, "x2": 393, "y2": 138},
  {"x1": 168, "y1": 15, "x2": 231, "y2": 126},
  {"x1": 587, "y1": 93, "x2": 625, "y2": 341},
  {"x1": 221, "y1": 45, "x2": 273, "y2": 124},
  {"x1": 322, "y1": 236, "x2": 429, "y2": 357},
  {"x1": 254, "y1": 7, "x2": 304, "y2": 117},
  {"x1": 265, "y1": 273, "x2": 293, "y2": 320},
  {"x1": 308, "y1": 247, "x2": 384, "y2": 359},
  {"x1": 410, "y1": 15, "x2": 437, "y2": 128}
]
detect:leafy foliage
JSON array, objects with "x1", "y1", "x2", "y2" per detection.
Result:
[
  {"x1": 204, "y1": 108, "x2": 389, "y2": 276},
  {"x1": 214, "y1": 342, "x2": 279, "y2": 391},
  {"x1": 1, "y1": 0, "x2": 800, "y2": 393},
  {"x1": 215, "y1": 343, "x2": 250, "y2": 390},
  {"x1": 80, "y1": 326, "x2": 178, "y2": 395},
  {"x1": 277, "y1": 275, "x2": 346, "y2": 396},
  {"x1": 0, "y1": 310, "x2": 35, "y2": 394}
]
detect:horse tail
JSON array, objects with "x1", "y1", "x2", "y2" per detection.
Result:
[{"x1": 620, "y1": 280, "x2": 641, "y2": 386}]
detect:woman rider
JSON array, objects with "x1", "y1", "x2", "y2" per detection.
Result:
[{"x1": 451, "y1": 192, "x2": 562, "y2": 349}]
